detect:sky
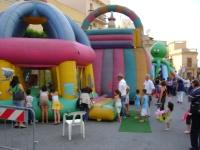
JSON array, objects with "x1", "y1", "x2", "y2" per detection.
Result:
[{"x1": 111, "y1": 0, "x2": 200, "y2": 66}]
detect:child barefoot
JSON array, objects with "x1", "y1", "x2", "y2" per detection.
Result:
[
  {"x1": 51, "y1": 88, "x2": 61, "y2": 125},
  {"x1": 114, "y1": 89, "x2": 122, "y2": 123},
  {"x1": 164, "y1": 101, "x2": 174, "y2": 131},
  {"x1": 140, "y1": 89, "x2": 149, "y2": 122},
  {"x1": 134, "y1": 89, "x2": 141, "y2": 119}
]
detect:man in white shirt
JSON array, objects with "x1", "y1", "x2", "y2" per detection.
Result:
[
  {"x1": 144, "y1": 74, "x2": 155, "y2": 107},
  {"x1": 118, "y1": 74, "x2": 127, "y2": 118}
]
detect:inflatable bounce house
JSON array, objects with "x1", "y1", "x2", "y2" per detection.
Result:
[
  {"x1": 0, "y1": 0, "x2": 96, "y2": 120},
  {"x1": 82, "y1": 5, "x2": 151, "y2": 99},
  {"x1": 150, "y1": 42, "x2": 175, "y2": 80},
  {"x1": 0, "y1": 1, "x2": 151, "y2": 121}
]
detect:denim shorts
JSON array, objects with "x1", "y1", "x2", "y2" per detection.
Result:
[{"x1": 13, "y1": 100, "x2": 25, "y2": 107}]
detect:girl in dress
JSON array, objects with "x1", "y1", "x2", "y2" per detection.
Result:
[
  {"x1": 135, "y1": 89, "x2": 141, "y2": 119},
  {"x1": 51, "y1": 88, "x2": 61, "y2": 125},
  {"x1": 140, "y1": 89, "x2": 149, "y2": 122},
  {"x1": 114, "y1": 89, "x2": 122, "y2": 123},
  {"x1": 164, "y1": 101, "x2": 174, "y2": 131}
]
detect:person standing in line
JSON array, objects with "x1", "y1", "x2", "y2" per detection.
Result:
[
  {"x1": 9, "y1": 75, "x2": 26, "y2": 128},
  {"x1": 139, "y1": 89, "x2": 149, "y2": 122},
  {"x1": 188, "y1": 79, "x2": 200, "y2": 150},
  {"x1": 113, "y1": 89, "x2": 122, "y2": 123},
  {"x1": 117, "y1": 74, "x2": 127, "y2": 118},
  {"x1": 40, "y1": 85, "x2": 49, "y2": 123},
  {"x1": 177, "y1": 79, "x2": 185, "y2": 104},
  {"x1": 144, "y1": 74, "x2": 155, "y2": 111},
  {"x1": 80, "y1": 87, "x2": 93, "y2": 121},
  {"x1": 51, "y1": 88, "x2": 61, "y2": 125},
  {"x1": 25, "y1": 89, "x2": 34, "y2": 124}
]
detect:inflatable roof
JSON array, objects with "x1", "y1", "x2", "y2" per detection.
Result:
[{"x1": 0, "y1": 1, "x2": 90, "y2": 46}]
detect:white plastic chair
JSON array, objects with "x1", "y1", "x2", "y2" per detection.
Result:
[{"x1": 62, "y1": 111, "x2": 86, "y2": 140}]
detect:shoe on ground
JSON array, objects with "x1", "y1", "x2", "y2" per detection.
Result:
[
  {"x1": 14, "y1": 124, "x2": 19, "y2": 128},
  {"x1": 164, "y1": 128, "x2": 170, "y2": 131},
  {"x1": 184, "y1": 130, "x2": 190, "y2": 134},
  {"x1": 19, "y1": 124, "x2": 26, "y2": 128}
]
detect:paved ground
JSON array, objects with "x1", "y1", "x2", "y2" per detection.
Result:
[{"x1": 0, "y1": 95, "x2": 191, "y2": 150}]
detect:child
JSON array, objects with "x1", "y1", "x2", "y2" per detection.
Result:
[
  {"x1": 140, "y1": 89, "x2": 149, "y2": 122},
  {"x1": 51, "y1": 88, "x2": 61, "y2": 125},
  {"x1": 114, "y1": 89, "x2": 122, "y2": 123},
  {"x1": 182, "y1": 109, "x2": 191, "y2": 134},
  {"x1": 164, "y1": 101, "x2": 174, "y2": 131},
  {"x1": 80, "y1": 87, "x2": 93, "y2": 121},
  {"x1": 25, "y1": 89, "x2": 34, "y2": 124},
  {"x1": 40, "y1": 85, "x2": 49, "y2": 123},
  {"x1": 125, "y1": 86, "x2": 130, "y2": 117},
  {"x1": 134, "y1": 89, "x2": 141, "y2": 119}
]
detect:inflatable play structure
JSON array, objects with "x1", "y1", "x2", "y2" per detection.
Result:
[
  {"x1": 0, "y1": 1, "x2": 96, "y2": 120},
  {"x1": 150, "y1": 42, "x2": 175, "y2": 80},
  {"x1": 82, "y1": 5, "x2": 151, "y2": 99},
  {"x1": 0, "y1": 2, "x2": 151, "y2": 121}
]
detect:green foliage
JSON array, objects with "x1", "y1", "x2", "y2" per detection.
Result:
[{"x1": 23, "y1": 29, "x2": 47, "y2": 38}]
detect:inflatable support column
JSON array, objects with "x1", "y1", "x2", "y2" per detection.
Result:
[
  {"x1": 0, "y1": 60, "x2": 14, "y2": 100},
  {"x1": 59, "y1": 61, "x2": 77, "y2": 99}
]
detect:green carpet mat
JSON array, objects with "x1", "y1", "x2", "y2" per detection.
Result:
[{"x1": 119, "y1": 111, "x2": 152, "y2": 133}]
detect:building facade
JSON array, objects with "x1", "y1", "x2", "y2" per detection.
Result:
[
  {"x1": 0, "y1": 0, "x2": 110, "y2": 27},
  {"x1": 168, "y1": 41, "x2": 198, "y2": 78}
]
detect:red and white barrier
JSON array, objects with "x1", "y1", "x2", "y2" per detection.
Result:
[{"x1": 0, "y1": 108, "x2": 25, "y2": 122}]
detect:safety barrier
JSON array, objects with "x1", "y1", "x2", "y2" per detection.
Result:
[{"x1": 0, "y1": 105, "x2": 38, "y2": 150}]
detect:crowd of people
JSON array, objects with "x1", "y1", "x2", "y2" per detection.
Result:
[{"x1": 8, "y1": 74, "x2": 200, "y2": 150}]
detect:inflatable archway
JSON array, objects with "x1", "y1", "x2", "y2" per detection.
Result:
[
  {"x1": 0, "y1": 1, "x2": 95, "y2": 102},
  {"x1": 82, "y1": 5, "x2": 151, "y2": 99},
  {"x1": 82, "y1": 5, "x2": 143, "y2": 30}
]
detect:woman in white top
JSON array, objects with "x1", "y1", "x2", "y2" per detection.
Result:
[{"x1": 40, "y1": 85, "x2": 49, "y2": 123}]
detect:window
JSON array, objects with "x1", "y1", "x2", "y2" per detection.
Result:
[{"x1": 187, "y1": 58, "x2": 192, "y2": 67}]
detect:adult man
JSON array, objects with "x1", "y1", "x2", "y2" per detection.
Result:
[
  {"x1": 144, "y1": 74, "x2": 155, "y2": 107},
  {"x1": 118, "y1": 74, "x2": 127, "y2": 118},
  {"x1": 188, "y1": 79, "x2": 200, "y2": 150}
]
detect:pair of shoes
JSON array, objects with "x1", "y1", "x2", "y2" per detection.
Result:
[{"x1": 184, "y1": 130, "x2": 190, "y2": 134}]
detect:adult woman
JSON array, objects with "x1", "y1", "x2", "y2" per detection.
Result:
[
  {"x1": 159, "y1": 80, "x2": 167, "y2": 110},
  {"x1": 9, "y1": 75, "x2": 26, "y2": 128}
]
